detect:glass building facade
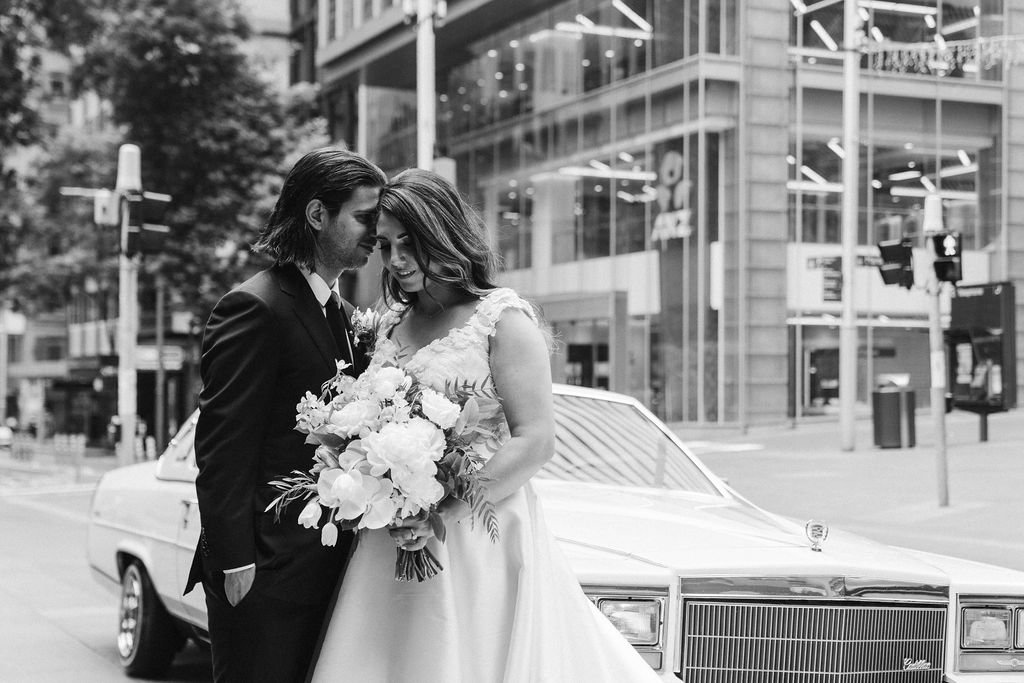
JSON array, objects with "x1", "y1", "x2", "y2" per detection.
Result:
[{"x1": 317, "y1": 0, "x2": 1022, "y2": 425}]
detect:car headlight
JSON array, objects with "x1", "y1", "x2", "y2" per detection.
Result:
[
  {"x1": 962, "y1": 607, "x2": 1012, "y2": 648},
  {"x1": 958, "y1": 597, "x2": 1024, "y2": 674},
  {"x1": 597, "y1": 598, "x2": 661, "y2": 646}
]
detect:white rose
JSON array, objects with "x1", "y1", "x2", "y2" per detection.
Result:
[
  {"x1": 419, "y1": 388, "x2": 461, "y2": 429},
  {"x1": 327, "y1": 399, "x2": 381, "y2": 438},
  {"x1": 298, "y1": 499, "x2": 322, "y2": 529}
]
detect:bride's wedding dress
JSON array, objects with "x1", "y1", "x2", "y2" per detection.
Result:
[{"x1": 311, "y1": 288, "x2": 660, "y2": 682}]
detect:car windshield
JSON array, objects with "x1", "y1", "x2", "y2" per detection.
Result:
[{"x1": 540, "y1": 393, "x2": 722, "y2": 495}]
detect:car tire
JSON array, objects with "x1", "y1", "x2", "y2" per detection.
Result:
[{"x1": 117, "y1": 561, "x2": 184, "y2": 677}]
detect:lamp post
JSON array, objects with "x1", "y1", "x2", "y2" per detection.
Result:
[
  {"x1": 407, "y1": 0, "x2": 446, "y2": 170},
  {"x1": 922, "y1": 194, "x2": 950, "y2": 507},
  {"x1": 115, "y1": 144, "x2": 142, "y2": 466},
  {"x1": 838, "y1": 0, "x2": 862, "y2": 451}
]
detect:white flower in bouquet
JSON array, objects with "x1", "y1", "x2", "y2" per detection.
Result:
[
  {"x1": 298, "y1": 499, "x2": 322, "y2": 529},
  {"x1": 359, "y1": 486, "x2": 400, "y2": 529},
  {"x1": 321, "y1": 523, "x2": 339, "y2": 546},
  {"x1": 319, "y1": 468, "x2": 394, "y2": 523},
  {"x1": 327, "y1": 398, "x2": 381, "y2": 438},
  {"x1": 366, "y1": 366, "x2": 410, "y2": 400},
  {"x1": 420, "y1": 388, "x2": 461, "y2": 429},
  {"x1": 393, "y1": 470, "x2": 445, "y2": 516},
  {"x1": 296, "y1": 391, "x2": 329, "y2": 431},
  {"x1": 362, "y1": 418, "x2": 445, "y2": 478}
]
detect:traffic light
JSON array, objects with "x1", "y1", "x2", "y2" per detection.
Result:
[
  {"x1": 124, "y1": 192, "x2": 172, "y2": 256},
  {"x1": 876, "y1": 237, "x2": 914, "y2": 289},
  {"x1": 931, "y1": 232, "x2": 962, "y2": 283}
]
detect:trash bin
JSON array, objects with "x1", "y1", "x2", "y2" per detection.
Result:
[{"x1": 872, "y1": 386, "x2": 916, "y2": 448}]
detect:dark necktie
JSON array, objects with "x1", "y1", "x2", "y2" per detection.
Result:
[{"x1": 326, "y1": 291, "x2": 353, "y2": 363}]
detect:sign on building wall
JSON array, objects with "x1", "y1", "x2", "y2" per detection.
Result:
[{"x1": 650, "y1": 150, "x2": 692, "y2": 243}]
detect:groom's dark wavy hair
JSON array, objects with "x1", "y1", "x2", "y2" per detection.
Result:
[
  {"x1": 377, "y1": 168, "x2": 500, "y2": 307},
  {"x1": 253, "y1": 148, "x2": 386, "y2": 270}
]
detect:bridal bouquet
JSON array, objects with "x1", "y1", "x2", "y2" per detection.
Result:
[{"x1": 267, "y1": 356, "x2": 500, "y2": 581}]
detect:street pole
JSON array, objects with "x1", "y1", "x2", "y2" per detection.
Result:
[
  {"x1": 155, "y1": 270, "x2": 165, "y2": 452},
  {"x1": 415, "y1": 0, "x2": 437, "y2": 170},
  {"x1": 116, "y1": 144, "x2": 141, "y2": 465},
  {"x1": 0, "y1": 301, "x2": 9, "y2": 424},
  {"x1": 839, "y1": 0, "x2": 861, "y2": 451},
  {"x1": 923, "y1": 193, "x2": 950, "y2": 507}
]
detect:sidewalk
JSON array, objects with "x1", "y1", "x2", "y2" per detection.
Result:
[
  {"x1": 0, "y1": 441, "x2": 121, "y2": 488},
  {"x1": 681, "y1": 407, "x2": 1024, "y2": 573}
]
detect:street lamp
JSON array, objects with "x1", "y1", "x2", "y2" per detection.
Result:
[{"x1": 405, "y1": 0, "x2": 447, "y2": 171}]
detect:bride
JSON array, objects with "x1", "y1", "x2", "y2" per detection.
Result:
[{"x1": 310, "y1": 169, "x2": 660, "y2": 682}]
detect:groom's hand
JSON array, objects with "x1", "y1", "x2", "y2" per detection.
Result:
[{"x1": 224, "y1": 567, "x2": 255, "y2": 606}]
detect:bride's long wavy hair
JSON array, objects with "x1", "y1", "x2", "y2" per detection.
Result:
[{"x1": 376, "y1": 168, "x2": 500, "y2": 307}]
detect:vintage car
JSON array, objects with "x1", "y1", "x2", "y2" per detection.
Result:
[{"x1": 88, "y1": 385, "x2": 1024, "y2": 681}]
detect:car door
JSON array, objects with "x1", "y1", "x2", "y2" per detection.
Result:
[{"x1": 155, "y1": 411, "x2": 206, "y2": 626}]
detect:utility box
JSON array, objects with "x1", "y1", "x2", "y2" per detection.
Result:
[
  {"x1": 947, "y1": 282, "x2": 1016, "y2": 414},
  {"x1": 872, "y1": 385, "x2": 916, "y2": 449}
]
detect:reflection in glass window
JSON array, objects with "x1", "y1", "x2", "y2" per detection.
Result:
[
  {"x1": 543, "y1": 391, "x2": 724, "y2": 493},
  {"x1": 790, "y1": 1, "x2": 1005, "y2": 82},
  {"x1": 439, "y1": 0, "x2": 735, "y2": 137},
  {"x1": 497, "y1": 179, "x2": 533, "y2": 271}
]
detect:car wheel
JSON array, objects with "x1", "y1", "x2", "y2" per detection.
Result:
[{"x1": 117, "y1": 561, "x2": 184, "y2": 677}]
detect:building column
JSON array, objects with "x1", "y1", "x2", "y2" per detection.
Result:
[
  {"x1": 737, "y1": 1, "x2": 792, "y2": 424},
  {"x1": 1003, "y1": 5, "x2": 1024, "y2": 406}
]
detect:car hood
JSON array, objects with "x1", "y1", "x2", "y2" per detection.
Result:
[{"x1": 534, "y1": 479, "x2": 955, "y2": 587}]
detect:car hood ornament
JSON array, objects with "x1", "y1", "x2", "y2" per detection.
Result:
[{"x1": 805, "y1": 520, "x2": 829, "y2": 552}]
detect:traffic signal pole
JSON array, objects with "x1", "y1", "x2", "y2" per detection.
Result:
[
  {"x1": 928, "y1": 282, "x2": 950, "y2": 507},
  {"x1": 923, "y1": 194, "x2": 950, "y2": 507},
  {"x1": 115, "y1": 145, "x2": 142, "y2": 466},
  {"x1": 60, "y1": 144, "x2": 171, "y2": 465}
]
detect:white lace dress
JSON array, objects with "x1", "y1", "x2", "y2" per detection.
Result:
[{"x1": 310, "y1": 288, "x2": 660, "y2": 683}]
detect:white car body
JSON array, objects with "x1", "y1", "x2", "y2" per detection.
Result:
[{"x1": 88, "y1": 385, "x2": 1024, "y2": 680}]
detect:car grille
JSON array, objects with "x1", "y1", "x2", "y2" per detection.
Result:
[{"x1": 681, "y1": 600, "x2": 946, "y2": 682}]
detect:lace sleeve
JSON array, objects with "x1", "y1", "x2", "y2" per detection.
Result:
[{"x1": 472, "y1": 288, "x2": 539, "y2": 338}]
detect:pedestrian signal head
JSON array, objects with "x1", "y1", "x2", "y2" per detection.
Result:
[{"x1": 930, "y1": 232, "x2": 962, "y2": 283}]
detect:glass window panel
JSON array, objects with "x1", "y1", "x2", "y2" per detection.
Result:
[
  {"x1": 581, "y1": 179, "x2": 612, "y2": 259},
  {"x1": 653, "y1": 0, "x2": 685, "y2": 65},
  {"x1": 340, "y1": 0, "x2": 353, "y2": 34}
]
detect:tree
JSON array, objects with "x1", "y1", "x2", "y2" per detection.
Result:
[
  {"x1": 0, "y1": 0, "x2": 101, "y2": 153},
  {"x1": 1, "y1": 131, "x2": 120, "y2": 312},
  {"x1": 72, "y1": 0, "x2": 289, "y2": 316}
]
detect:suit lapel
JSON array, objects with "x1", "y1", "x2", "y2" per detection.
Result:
[{"x1": 275, "y1": 264, "x2": 342, "y2": 373}]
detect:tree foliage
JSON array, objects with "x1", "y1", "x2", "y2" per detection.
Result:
[
  {"x1": 2, "y1": 131, "x2": 121, "y2": 312},
  {"x1": 0, "y1": 0, "x2": 102, "y2": 152},
  {"x1": 70, "y1": 0, "x2": 289, "y2": 316},
  {"x1": 3, "y1": 0, "x2": 335, "y2": 322}
]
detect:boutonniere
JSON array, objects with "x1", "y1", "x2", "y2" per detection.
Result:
[{"x1": 350, "y1": 308, "x2": 381, "y2": 354}]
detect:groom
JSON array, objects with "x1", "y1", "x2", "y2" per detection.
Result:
[{"x1": 185, "y1": 148, "x2": 387, "y2": 682}]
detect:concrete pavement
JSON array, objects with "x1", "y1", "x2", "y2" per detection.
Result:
[{"x1": 681, "y1": 406, "x2": 1024, "y2": 573}]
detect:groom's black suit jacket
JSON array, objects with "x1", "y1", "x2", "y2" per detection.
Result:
[{"x1": 185, "y1": 263, "x2": 364, "y2": 605}]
